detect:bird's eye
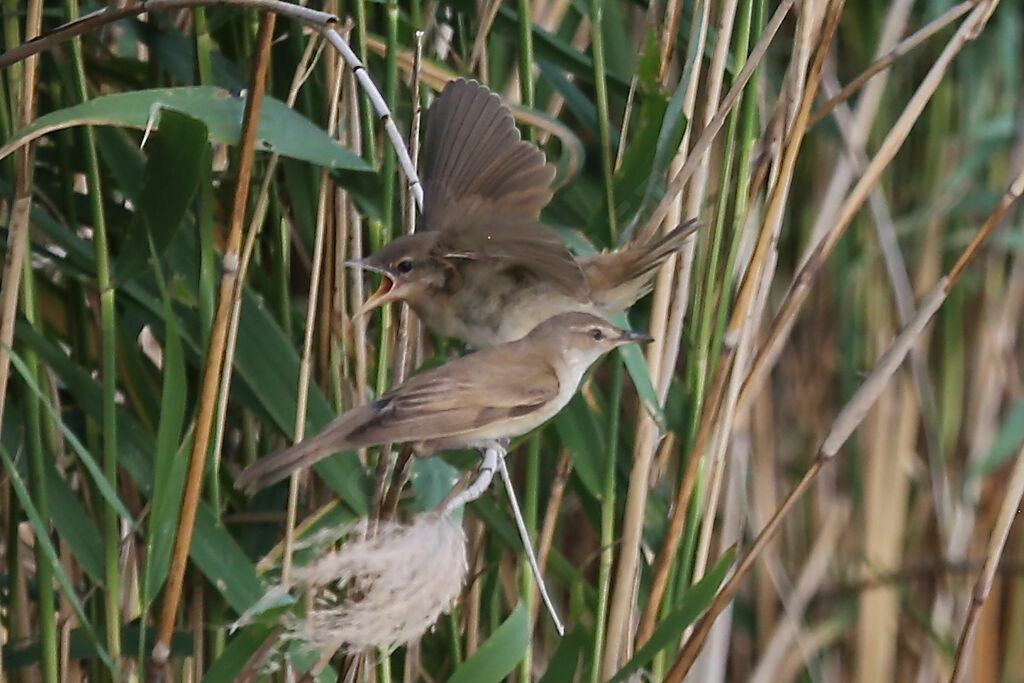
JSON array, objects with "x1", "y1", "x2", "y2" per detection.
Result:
[
  {"x1": 590, "y1": 328, "x2": 605, "y2": 341},
  {"x1": 395, "y1": 259, "x2": 414, "y2": 274}
]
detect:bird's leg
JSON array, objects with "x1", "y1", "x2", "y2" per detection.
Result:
[
  {"x1": 440, "y1": 443, "x2": 501, "y2": 515},
  {"x1": 496, "y1": 452, "x2": 566, "y2": 636}
]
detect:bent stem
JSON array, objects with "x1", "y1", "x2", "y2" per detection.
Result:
[
  {"x1": 498, "y1": 453, "x2": 565, "y2": 636},
  {"x1": 438, "y1": 442, "x2": 565, "y2": 636}
]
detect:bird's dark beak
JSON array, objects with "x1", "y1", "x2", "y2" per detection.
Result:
[
  {"x1": 346, "y1": 259, "x2": 403, "y2": 317},
  {"x1": 616, "y1": 329, "x2": 654, "y2": 345}
]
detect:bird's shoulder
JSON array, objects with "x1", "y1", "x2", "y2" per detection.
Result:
[{"x1": 430, "y1": 220, "x2": 589, "y2": 302}]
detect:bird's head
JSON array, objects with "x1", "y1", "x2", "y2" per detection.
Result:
[
  {"x1": 348, "y1": 233, "x2": 447, "y2": 316},
  {"x1": 528, "y1": 312, "x2": 653, "y2": 368}
]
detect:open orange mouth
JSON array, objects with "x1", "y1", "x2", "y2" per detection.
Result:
[
  {"x1": 374, "y1": 276, "x2": 393, "y2": 297},
  {"x1": 355, "y1": 275, "x2": 401, "y2": 317}
]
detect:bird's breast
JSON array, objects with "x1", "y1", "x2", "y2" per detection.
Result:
[
  {"x1": 451, "y1": 266, "x2": 596, "y2": 347},
  {"x1": 405, "y1": 262, "x2": 598, "y2": 347}
]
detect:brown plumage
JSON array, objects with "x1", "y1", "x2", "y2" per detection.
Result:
[
  {"x1": 350, "y1": 78, "x2": 700, "y2": 348},
  {"x1": 235, "y1": 313, "x2": 652, "y2": 493},
  {"x1": 422, "y1": 78, "x2": 587, "y2": 300},
  {"x1": 582, "y1": 220, "x2": 701, "y2": 312}
]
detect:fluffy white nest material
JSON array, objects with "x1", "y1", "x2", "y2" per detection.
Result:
[{"x1": 284, "y1": 513, "x2": 468, "y2": 654}]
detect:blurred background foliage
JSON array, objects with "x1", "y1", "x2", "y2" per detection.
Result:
[{"x1": 1, "y1": 0, "x2": 1023, "y2": 681}]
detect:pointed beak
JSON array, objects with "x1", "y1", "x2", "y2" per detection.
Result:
[
  {"x1": 346, "y1": 259, "x2": 403, "y2": 317},
  {"x1": 344, "y1": 258, "x2": 386, "y2": 275},
  {"x1": 616, "y1": 329, "x2": 654, "y2": 345}
]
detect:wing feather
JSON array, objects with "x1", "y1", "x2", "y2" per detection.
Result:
[
  {"x1": 423, "y1": 79, "x2": 555, "y2": 231},
  {"x1": 346, "y1": 351, "x2": 560, "y2": 445},
  {"x1": 422, "y1": 80, "x2": 588, "y2": 301}
]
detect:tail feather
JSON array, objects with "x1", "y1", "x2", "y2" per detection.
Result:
[
  {"x1": 235, "y1": 408, "x2": 370, "y2": 493},
  {"x1": 583, "y1": 218, "x2": 702, "y2": 311}
]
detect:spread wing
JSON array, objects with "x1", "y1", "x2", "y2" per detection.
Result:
[
  {"x1": 423, "y1": 78, "x2": 555, "y2": 231},
  {"x1": 345, "y1": 350, "x2": 561, "y2": 447},
  {"x1": 422, "y1": 79, "x2": 588, "y2": 301}
]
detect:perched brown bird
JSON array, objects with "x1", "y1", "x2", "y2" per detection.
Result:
[
  {"x1": 350, "y1": 78, "x2": 699, "y2": 348},
  {"x1": 236, "y1": 313, "x2": 651, "y2": 492}
]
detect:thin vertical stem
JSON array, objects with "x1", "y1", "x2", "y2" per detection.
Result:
[
  {"x1": 193, "y1": 8, "x2": 217, "y2": 355},
  {"x1": 22, "y1": 213, "x2": 59, "y2": 683},
  {"x1": 63, "y1": 0, "x2": 122, "y2": 664},
  {"x1": 590, "y1": 0, "x2": 617, "y2": 242},
  {"x1": 0, "y1": 0, "x2": 35, "y2": 443},
  {"x1": 193, "y1": 7, "x2": 214, "y2": 85},
  {"x1": 11, "y1": 15, "x2": 54, "y2": 679},
  {"x1": 153, "y1": 12, "x2": 277, "y2": 664},
  {"x1": 382, "y1": 0, "x2": 399, "y2": 234},
  {"x1": 518, "y1": 0, "x2": 535, "y2": 115},
  {"x1": 603, "y1": 0, "x2": 712, "y2": 671},
  {"x1": 591, "y1": 363, "x2": 624, "y2": 683},
  {"x1": 282, "y1": 59, "x2": 344, "y2": 584},
  {"x1": 518, "y1": 435, "x2": 541, "y2": 682},
  {"x1": 353, "y1": 0, "x2": 378, "y2": 163}
]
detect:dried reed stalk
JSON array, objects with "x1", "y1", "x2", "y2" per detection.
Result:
[
  {"x1": 153, "y1": 13, "x2": 276, "y2": 666},
  {"x1": 667, "y1": 150, "x2": 1024, "y2": 683}
]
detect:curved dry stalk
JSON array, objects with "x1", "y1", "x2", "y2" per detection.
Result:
[
  {"x1": 0, "y1": 0, "x2": 425, "y2": 213},
  {"x1": 153, "y1": 13, "x2": 276, "y2": 665},
  {"x1": 321, "y1": 30, "x2": 424, "y2": 210},
  {"x1": 0, "y1": 0, "x2": 330, "y2": 69}
]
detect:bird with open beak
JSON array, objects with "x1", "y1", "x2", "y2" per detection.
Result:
[
  {"x1": 235, "y1": 312, "x2": 652, "y2": 493},
  {"x1": 349, "y1": 78, "x2": 699, "y2": 349}
]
